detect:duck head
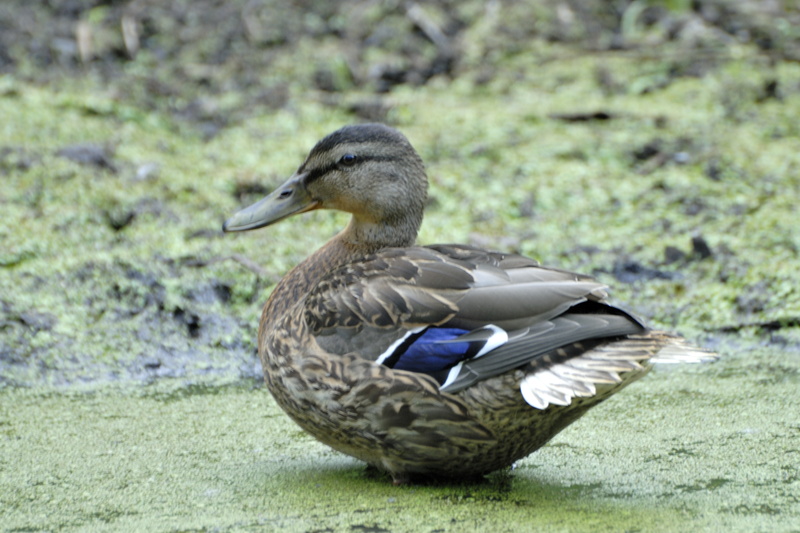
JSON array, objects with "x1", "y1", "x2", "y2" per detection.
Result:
[{"x1": 223, "y1": 124, "x2": 428, "y2": 248}]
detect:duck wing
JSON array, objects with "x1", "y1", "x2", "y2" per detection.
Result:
[{"x1": 304, "y1": 244, "x2": 646, "y2": 400}]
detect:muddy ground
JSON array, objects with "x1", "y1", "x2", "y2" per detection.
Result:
[{"x1": 1, "y1": 1, "x2": 799, "y2": 531}]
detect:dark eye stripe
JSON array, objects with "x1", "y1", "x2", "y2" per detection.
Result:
[
  {"x1": 303, "y1": 162, "x2": 337, "y2": 185},
  {"x1": 302, "y1": 155, "x2": 396, "y2": 185}
]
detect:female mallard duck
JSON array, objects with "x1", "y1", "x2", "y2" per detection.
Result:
[{"x1": 223, "y1": 123, "x2": 714, "y2": 484}]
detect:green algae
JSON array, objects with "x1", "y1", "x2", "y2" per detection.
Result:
[{"x1": 1, "y1": 342, "x2": 798, "y2": 531}]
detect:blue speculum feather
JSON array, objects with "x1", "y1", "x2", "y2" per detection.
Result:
[{"x1": 386, "y1": 327, "x2": 482, "y2": 374}]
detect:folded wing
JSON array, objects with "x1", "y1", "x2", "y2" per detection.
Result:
[{"x1": 305, "y1": 244, "x2": 651, "y2": 408}]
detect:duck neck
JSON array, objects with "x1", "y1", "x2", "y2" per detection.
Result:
[
  {"x1": 262, "y1": 212, "x2": 421, "y2": 321},
  {"x1": 339, "y1": 212, "x2": 421, "y2": 251}
]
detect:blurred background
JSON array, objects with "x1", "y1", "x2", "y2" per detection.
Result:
[{"x1": 2, "y1": 0, "x2": 798, "y2": 387}]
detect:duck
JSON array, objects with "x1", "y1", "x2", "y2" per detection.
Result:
[{"x1": 223, "y1": 123, "x2": 715, "y2": 484}]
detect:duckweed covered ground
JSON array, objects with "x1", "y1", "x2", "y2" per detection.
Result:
[{"x1": 1, "y1": 1, "x2": 799, "y2": 531}]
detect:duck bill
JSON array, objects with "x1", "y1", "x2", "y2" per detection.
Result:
[{"x1": 223, "y1": 172, "x2": 319, "y2": 232}]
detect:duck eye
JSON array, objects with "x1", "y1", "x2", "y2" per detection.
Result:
[{"x1": 339, "y1": 154, "x2": 358, "y2": 167}]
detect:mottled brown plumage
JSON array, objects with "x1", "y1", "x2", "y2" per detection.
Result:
[{"x1": 223, "y1": 123, "x2": 715, "y2": 483}]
